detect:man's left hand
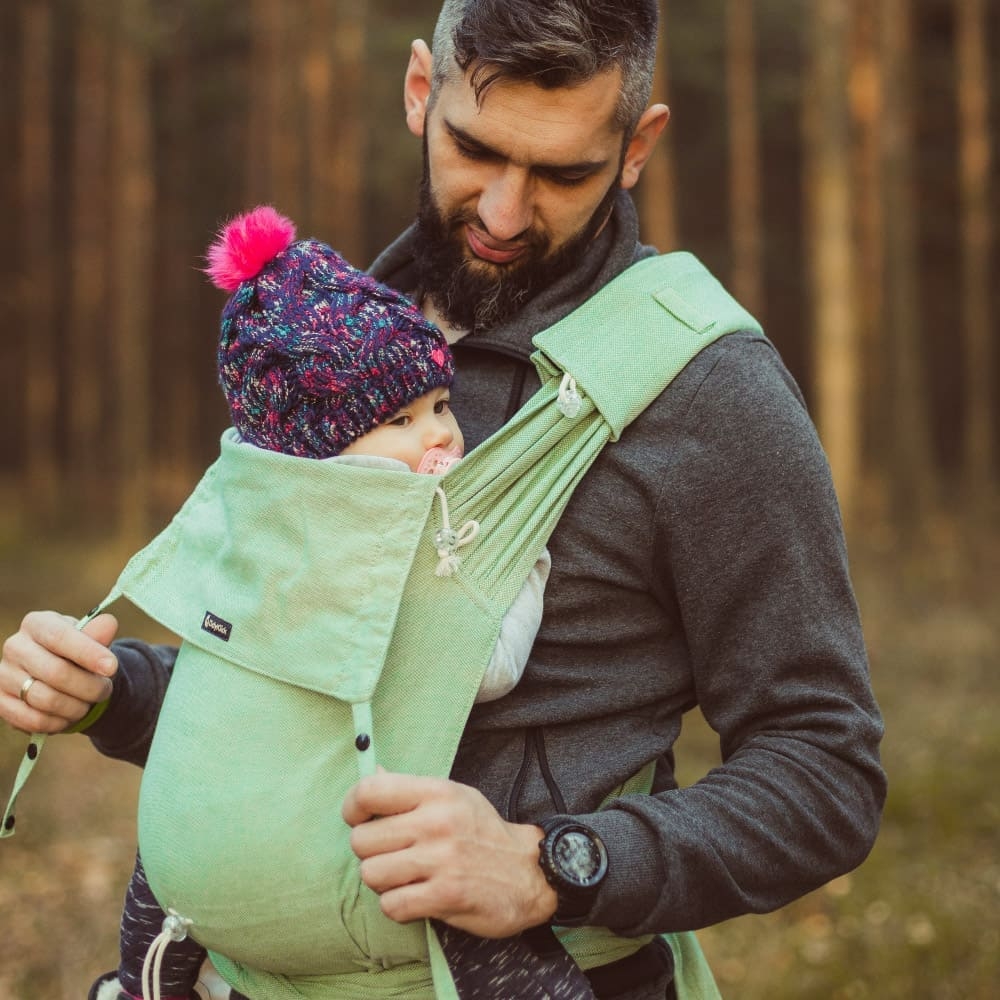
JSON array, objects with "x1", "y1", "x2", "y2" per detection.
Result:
[{"x1": 342, "y1": 770, "x2": 557, "y2": 937}]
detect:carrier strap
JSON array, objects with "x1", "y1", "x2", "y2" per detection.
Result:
[{"x1": 532, "y1": 251, "x2": 762, "y2": 439}]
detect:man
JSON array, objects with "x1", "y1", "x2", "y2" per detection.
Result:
[{"x1": 1, "y1": 2, "x2": 885, "y2": 998}]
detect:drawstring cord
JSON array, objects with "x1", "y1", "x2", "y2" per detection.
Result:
[
  {"x1": 557, "y1": 374, "x2": 582, "y2": 418},
  {"x1": 141, "y1": 909, "x2": 193, "y2": 1000},
  {"x1": 433, "y1": 486, "x2": 479, "y2": 577}
]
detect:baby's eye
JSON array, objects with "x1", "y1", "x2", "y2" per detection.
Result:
[
  {"x1": 434, "y1": 398, "x2": 452, "y2": 415},
  {"x1": 387, "y1": 414, "x2": 411, "y2": 427}
]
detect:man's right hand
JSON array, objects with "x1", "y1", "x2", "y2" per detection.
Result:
[{"x1": 0, "y1": 611, "x2": 118, "y2": 734}]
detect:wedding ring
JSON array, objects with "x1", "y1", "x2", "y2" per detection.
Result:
[{"x1": 18, "y1": 676, "x2": 37, "y2": 704}]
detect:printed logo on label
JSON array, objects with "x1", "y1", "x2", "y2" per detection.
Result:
[{"x1": 201, "y1": 612, "x2": 233, "y2": 642}]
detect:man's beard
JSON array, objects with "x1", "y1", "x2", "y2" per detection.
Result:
[{"x1": 414, "y1": 148, "x2": 622, "y2": 334}]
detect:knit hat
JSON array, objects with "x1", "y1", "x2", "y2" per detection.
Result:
[{"x1": 205, "y1": 205, "x2": 455, "y2": 459}]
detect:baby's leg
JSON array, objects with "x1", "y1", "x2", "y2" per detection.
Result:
[{"x1": 435, "y1": 920, "x2": 596, "y2": 999}]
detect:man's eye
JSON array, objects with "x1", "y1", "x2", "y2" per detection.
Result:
[
  {"x1": 455, "y1": 139, "x2": 492, "y2": 161},
  {"x1": 543, "y1": 169, "x2": 592, "y2": 188}
]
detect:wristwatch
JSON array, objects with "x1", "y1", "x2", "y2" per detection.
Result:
[{"x1": 537, "y1": 816, "x2": 609, "y2": 926}]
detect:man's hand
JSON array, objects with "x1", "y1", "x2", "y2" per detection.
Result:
[
  {"x1": 342, "y1": 770, "x2": 557, "y2": 937},
  {"x1": 0, "y1": 611, "x2": 118, "y2": 734}
]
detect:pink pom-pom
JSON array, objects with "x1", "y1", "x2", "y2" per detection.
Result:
[{"x1": 205, "y1": 205, "x2": 297, "y2": 292}]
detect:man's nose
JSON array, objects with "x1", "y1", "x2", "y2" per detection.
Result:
[{"x1": 478, "y1": 167, "x2": 533, "y2": 242}]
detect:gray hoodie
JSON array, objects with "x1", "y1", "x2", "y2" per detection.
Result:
[{"x1": 93, "y1": 191, "x2": 885, "y2": 939}]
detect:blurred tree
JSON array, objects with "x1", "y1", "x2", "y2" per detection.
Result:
[
  {"x1": 244, "y1": 1, "x2": 365, "y2": 254},
  {"x1": 306, "y1": 0, "x2": 366, "y2": 260},
  {"x1": 68, "y1": 2, "x2": 112, "y2": 521},
  {"x1": 849, "y1": 0, "x2": 887, "y2": 508},
  {"x1": 21, "y1": 0, "x2": 58, "y2": 524},
  {"x1": 247, "y1": 0, "x2": 303, "y2": 219},
  {"x1": 880, "y1": 0, "x2": 935, "y2": 537},
  {"x1": 155, "y1": 0, "x2": 200, "y2": 496},
  {"x1": 110, "y1": 0, "x2": 155, "y2": 543},
  {"x1": 804, "y1": 0, "x2": 860, "y2": 524},
  {"x1": 725, "y1": 0, "x2": 764, "y2": 320},
  {"x1": 0, "y1": 8, "x2": 18, "y2": 471},
  {"x1": 954, "y1": 0, "x2": 995, "y2": 512},
  {"x1": 638, "y1": 0, "x2": 678, "y2": 252}
]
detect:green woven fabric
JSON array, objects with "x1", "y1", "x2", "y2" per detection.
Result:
[{"x1": 3, "y1": 253, "x2": 759, "y2": 998}]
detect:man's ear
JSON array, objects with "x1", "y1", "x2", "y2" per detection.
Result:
[
  {"x1": 404, "y1": 39, "x2": 434, "y2": 138},
  {"x1": 620, "y1": 104, "x2": 670, "y2": 190}
]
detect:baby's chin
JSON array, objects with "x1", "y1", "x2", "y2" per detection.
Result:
[{"x1": 416, "y1": 445, "x2": 464, "y2": 475}]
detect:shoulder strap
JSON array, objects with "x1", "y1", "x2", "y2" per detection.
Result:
[{"x1": 532, "y1": 251, "x2": 763, "y2": 440}]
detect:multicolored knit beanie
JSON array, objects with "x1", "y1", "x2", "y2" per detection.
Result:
[{"x1": 205, "y1": 205, "x2": 454, "y2": 458}]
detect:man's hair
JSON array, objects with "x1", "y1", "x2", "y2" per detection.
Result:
[{"x1": 429, "y1": 0, "x2": 658, "y2": 133}]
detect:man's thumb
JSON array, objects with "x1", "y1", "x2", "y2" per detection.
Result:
[{"x1": 81, "y1": 612, "x2": 119, "y2": 654}]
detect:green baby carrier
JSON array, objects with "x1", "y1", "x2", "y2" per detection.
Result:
[{"x1": 4, "y1": 253, "x2": 762, "y2": 1000}]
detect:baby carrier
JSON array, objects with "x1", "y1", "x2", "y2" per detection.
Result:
[{"x1": 5, "y1": 252, "x2": 763, "y2": 1000}]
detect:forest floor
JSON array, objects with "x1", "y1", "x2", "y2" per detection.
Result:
[{"x1": 0, "y1": 507, "x2": 997, "y2": 999}]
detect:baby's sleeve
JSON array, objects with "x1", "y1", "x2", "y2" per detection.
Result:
[{"x1": 474, "y1": 548, "x2": 551, "y2": 703}]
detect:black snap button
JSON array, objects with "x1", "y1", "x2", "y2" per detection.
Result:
[
  {"x1": 4, "y1": 815, "x2": 14, "y2": 831},
  {"x1": 355, "y1": 734, "x2": 371, "y2": 751},
  {"x1": 27, "y1": 743, "x2": 38, "y2": 760}
]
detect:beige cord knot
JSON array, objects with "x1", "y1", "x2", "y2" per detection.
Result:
[
  {"x1": 141, "y1": 909, "x2": 193, "y2": 1000},
  {"x1": 433, "y1": 486, "x2": 479, "y2": 577}
]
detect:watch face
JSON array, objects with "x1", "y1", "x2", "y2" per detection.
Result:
[{"x1": 554, "y1": 829, "x2": 606, "y2": 887}]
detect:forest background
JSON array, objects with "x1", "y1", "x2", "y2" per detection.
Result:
[{"x1": 0, "y1": 1, "x2": 997, "y2": 998}]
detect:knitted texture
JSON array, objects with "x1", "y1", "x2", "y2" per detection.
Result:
[{"x1": 208, "y1": 206, "x2": 454, "y2": 458}]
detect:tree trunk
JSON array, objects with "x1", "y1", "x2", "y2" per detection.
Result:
[
  {"x1": 247, "y1": 0, "x2": 303, "y2": 219},
  {"x1": 298, "y1": 0, "x2": 366, "y2": 257},
  {"x1": 803, "y1": 0, "x2": 860, "y2": 528},
  {"x1": 68, "y1": 4, "x2": 112, "y2": 521},
  {"x1": 20, "y1": 0, "x2": 58, "y2": 524},
  {"x1": 315, "y1": 0, "x2": 366, "y2": 260},
  {"x1": 156, "y1": 0, "x2": 200, "y2": 506},
  {"x1": 110, "y1": 0, "x2": 154, "y2": 544},
  {"x1": 849, "y1": 0, "x2": 887, "y2": 515},
  {"x1": 725, "y1": 0, "x2": 764, "y2": 319},
  {"x1": 879, "y1": 0, "x2": 934, "y2": 538},
  {"x1": 954, "y1": 0, "x2": 994, "y2": 511},
  {"x1": 637, "y1": 0, "x2": 678, "y2": 252}
]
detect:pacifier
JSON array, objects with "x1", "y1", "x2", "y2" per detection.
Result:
[{"x1": 417, "y1": 445, "x2": 464, "y2": 475}]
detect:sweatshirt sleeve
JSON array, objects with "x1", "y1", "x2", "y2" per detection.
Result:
[
  {"x1": 86, "y1": 639, "x2": 177, "y2": 767},
  {"x1": 584, "y1": 336, "x2": 886, "y2": 933}
]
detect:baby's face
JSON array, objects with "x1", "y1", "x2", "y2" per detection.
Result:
[{"x1": 340, "y1": 386, "x2": 464, "y2": 473}]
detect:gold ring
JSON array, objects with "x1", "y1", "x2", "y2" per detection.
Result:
[{"x1": 18, "y1": 676, "x2": 37, "y2": 704}]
